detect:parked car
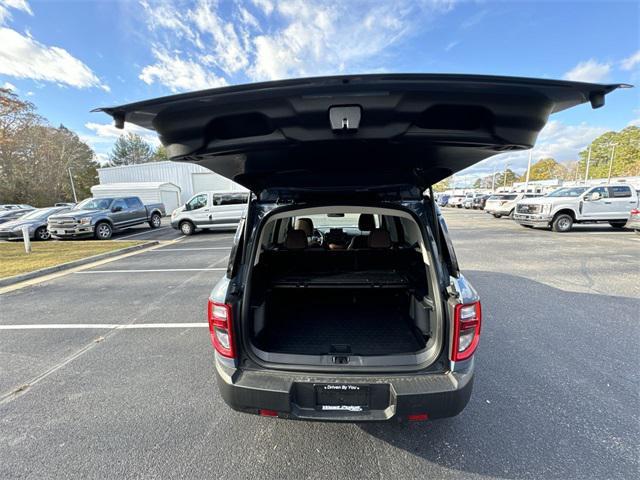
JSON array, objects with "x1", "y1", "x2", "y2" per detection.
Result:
[
  {"x1": 98, "y1": 73, "x2": 619, "y2": 422},
  {"x1": 0, "y1": 204, "x2": 33, "y2": 211},
  {"x1": 436, "y1": 194, "x2": 450, "y2": 207},
  {"x1": 170, "y1": 191, "x2": 249, "y2": 235},
  {"x1": 462, "y1": 193, "x2": 485, "y2": 209},
  {"x1": 472, "y1": 194, "x2": 490, "y2": 210},
  {"x1": 485, "y1": 193, "x2": 543, "y2": 218},
  {"x1": 0, "y1": 207, "x2": 34, "y2": 224},
  {"x1": 0, "y1": 206, "x2": 71, "y2": 240},
  {"x1": 625, "y1": 207, "x2": 640, "y2": 232},
  {"x1": 448, "y1": 195, "x2": 465, "y2": 208},
  {"x1": 47, "y1": 196, "x2": 165, "y2": 239},
  {"x1": 514, "y1": 184, "x2": 639, "y2": 232}
]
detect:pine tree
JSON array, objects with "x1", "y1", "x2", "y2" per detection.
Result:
[{"x1": 108, "y1": 132, "x2": 154, "y2": 166}]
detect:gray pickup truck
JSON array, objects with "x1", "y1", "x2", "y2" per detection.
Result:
[{"x1": 48, "y1": 196, "x2": 165, "y2": 240}]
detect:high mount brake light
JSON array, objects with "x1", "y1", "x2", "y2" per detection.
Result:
[
  {"x1": 207, "y1": 300, "x2": 235, "y2": 358},
  {"x1": 451, "y1": 301, "x2": 482, "y2": 362}
]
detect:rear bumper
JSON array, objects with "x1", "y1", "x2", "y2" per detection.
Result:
[
  {"x1": 625, "y1": 217, "x2": 640, "y2": 230},
  {"x1": 215, "y1": 359, "x2": 474, "y2": 422},
  {"x1": 0, "y1": 231, "x2": 26, "y2": 240},
  {"x1": 513, "y1": 213, "x2": 552, "y2": 227}
]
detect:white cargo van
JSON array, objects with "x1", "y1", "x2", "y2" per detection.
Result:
[{"x1": 170, "y1": 191, "x2": 249, "y2": 235}]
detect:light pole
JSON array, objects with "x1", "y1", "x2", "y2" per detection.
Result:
[
  {"x1": 491, "y1": 164, "x2": 497, "y2": 191},
  {"x1": 607, "y1": 143, "x2": 616, "y2": 184},
  {"x1": 503, "y1": 161, "x2": 510, "y2": 189},
  {"x1": 584, "y1": 146, "x2": 592, "y2": 185},
  {"x1": 68, "y1": 167, "x2": 78, "y2": 203},
  {"x1": 524, "y1": 150, "x2": 533, "y2": 192}
]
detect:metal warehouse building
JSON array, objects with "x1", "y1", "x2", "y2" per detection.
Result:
[{"x1": 97, "y1": 161, "x2": 247, "y2": 204}]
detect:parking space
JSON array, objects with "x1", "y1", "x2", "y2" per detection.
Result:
[{"x1": 0, "y1": 212, "x2": 638, "y2": 479}]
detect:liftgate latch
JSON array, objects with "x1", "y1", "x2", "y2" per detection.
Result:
[{"x1": 329, "y1": 106, "x2": 361, "y2": 131}]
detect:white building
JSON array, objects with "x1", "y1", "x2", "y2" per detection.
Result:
[
  {"x1": 97, "y1": 161, "x2": 247, "y2": 204},
  {"x1": 91, "y1": 182, "x2": 182, "y2": 214}
]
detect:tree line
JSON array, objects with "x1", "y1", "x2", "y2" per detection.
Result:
[
  {"x1": 434, "y1": 126, "x2": 640, "y2": 191},
  {"x1": 0, "y1": 88, "x2": 167, "y2": 206},
  {"x1": 0, "y1": 88, "x2": 98, "y2": 206}
]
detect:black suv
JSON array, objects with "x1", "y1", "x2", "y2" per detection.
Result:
[{"x1": 99, "y1": 74, "x2": 620, "y2": 422}]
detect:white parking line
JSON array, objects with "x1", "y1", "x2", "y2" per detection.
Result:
[
  {"x1": 148, "y1": 247, "x2": 230, "y2": 251},
  {"x1": 116, "y1": 226, "x2": 170, "y2": 240},
  {"x1": 74, "y1": 268, "x2": 227, "y2": 273},
  {"x1": 576, "y1": 231, "x2": 636, "y2": 235},
  {"x1": 0, "y1": 323, "x2": 208, "y2": 330}
]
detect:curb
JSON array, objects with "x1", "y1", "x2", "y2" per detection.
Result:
[{"x1": 0, "y1": 241, "x2": 159, "y2": 288}]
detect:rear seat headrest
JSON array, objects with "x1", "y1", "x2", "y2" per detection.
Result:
[
  {"x1": 294, "y1": 218, "x2": 314, "y2": 236},
  {"x1": 367, "y1": 228, "x2": 391, "y2": 249},
  {"x1": 285, "y1": 229, "x2": 308, "y2": 250},
  {"x1": 358, "y1": 214, "x2": 375, "y2": 231}
]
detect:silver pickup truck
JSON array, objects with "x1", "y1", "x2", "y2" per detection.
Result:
[
  {"x1": 48, "y1": 196, "x2": 165, "y2": 239},
  {"x1": 514, "y1": 184, "x2": 639, "y2": 232}
]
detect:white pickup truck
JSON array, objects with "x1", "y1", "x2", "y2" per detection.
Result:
[{"x1": 513, "y1": 184, "x2": 639, "y2": 232}]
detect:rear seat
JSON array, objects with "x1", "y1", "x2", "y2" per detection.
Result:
[{"x1": 259, "y1": 227, "x2": 419, "y2": 277}]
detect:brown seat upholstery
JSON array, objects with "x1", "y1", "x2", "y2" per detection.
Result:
[
  {"x1": 349, "y1": 214, "x2": 376, "y2": 249},
  {"x1": 294, "y1": 218, "x2": 314, "y2": 236},
  {"x1": 285, "y1": 229, "x2": 308, "y2": 250},
  {"x1": 367, "y1": 228, "x2": 391, "y2": 249}
]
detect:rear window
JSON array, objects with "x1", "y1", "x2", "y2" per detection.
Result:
[
  {"x1": 488, "y1": 194, "x2": 516, "y2": 200},
  {"x1": 609, "y1": 186, "x2": 631, "y2": 198},
  {"x1": 216, "y1": 193, "x2": 249, "y2": 205},
  {"x1": 294, "y1": 213, "x2": 378, "y2": 230},
  {"x1": 125, "y1": 197, "x2": 143, "y2": 208}
]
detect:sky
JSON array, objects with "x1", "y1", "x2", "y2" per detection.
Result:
[{"x1": 0, "y1": 0, "x2": 639, "y2": 181}]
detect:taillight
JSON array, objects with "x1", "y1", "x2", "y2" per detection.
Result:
[
  {"x1": 631, "y1": 209, "x2": 640, "y2": 216},
  {"x1": 451, "y1": 301, "x2": 482, "y2": 362},
  {"x1": 207, "y1": 299, "x2": 235, "y2": 358}
]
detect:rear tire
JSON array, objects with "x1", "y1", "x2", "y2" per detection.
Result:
[
  {"x1": 179, "y1": 221, "x2": 195, "y2": 236},
  {"x1": 149, "y1": 213, "x2": 162, "y2": 229},
  {"x1": 551, "y1": 213, "x2": 573, "y2": 232},
  {"x1": 34, "y1": 226, "x2": 51, "y2": 241},
  {"x1": 608, "y1": 221, "x2": 626, "y2": 229},
  {"x1": 493, "y1": 214, "x2": 502, "y2": 218},
  {"x1": 94, "y1": 222, "x2": 113, "y2": 240}
]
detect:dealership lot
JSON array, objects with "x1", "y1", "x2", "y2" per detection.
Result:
[{"x1": 0, "y1": 210, "x2": 638, "y2": 479}]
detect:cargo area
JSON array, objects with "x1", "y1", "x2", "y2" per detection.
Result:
[
  {"x1": 253, "y1": 288, "x2": 428, "y2": 356},
  {"x1": 243, "y1": 208, "x2": 442, "y2": 368}
]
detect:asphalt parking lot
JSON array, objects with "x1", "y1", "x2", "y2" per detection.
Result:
[{"x1": 1, "y1": 210, "x2": 638, "y2": 479}]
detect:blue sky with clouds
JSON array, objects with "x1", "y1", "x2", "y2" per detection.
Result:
[{"x1": 1, "y1": 0, "x2": 638, "y2": 179}]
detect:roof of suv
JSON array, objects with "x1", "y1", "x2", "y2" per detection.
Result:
[{"x1": 96, "y1": 74, "x2": 626, "y2": 193}]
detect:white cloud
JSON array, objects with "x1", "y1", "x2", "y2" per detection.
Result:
[
  {"x1": 189, "y1": 0, "x2": 250, "y2": 75},
  {"x1": 460, "y1": 120, "x2": 610, "y2": 178},
  {"x1": 251, "y1": 0, "x2": 274, "y2": 16},
  {"x1": 1, "y1": 81, "x2": 17, "y2": 91},
  {"x1": 138, "y1": 0, "x2": 456, "y2": 90},
  {"x1": 0, "y1": 27, "x2": 109, "y2": 90},
  {"x1": 0, "y1": 0, "x2": 32, "y2": 24},
  {"x1": 445, "y1": 40, "x2": 459, "y2": 52},
  {"x1": 83, "y1": 121, "x2": 161, "y2": 147},
  {"x1": 563, "y1": 59, "x2": 611, "y2": 83},
  {"x1": 139, "y1": 48, "x2": 227, "y2": 92},
  {"x1": 83, "y1": 121, "x2": 163, "y2": 166},
  {"x1": 620, "y1": 50, "x2": 640, "y2": 71}
]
